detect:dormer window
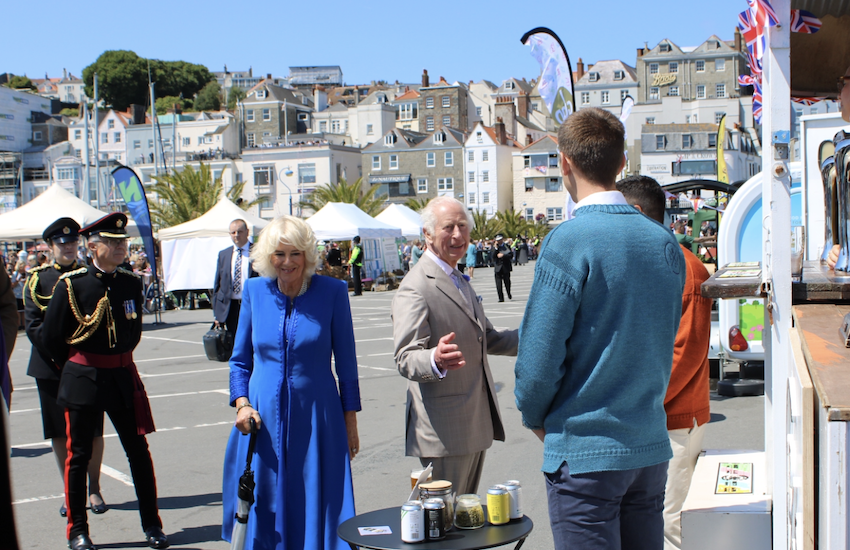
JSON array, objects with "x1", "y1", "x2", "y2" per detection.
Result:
[
  {"x1": 256, "y1": 90, "x2": 267, "y2": 99},
  {"x1": 588, "y1": 72, "x2": 599, "y2": 82},
  {"x1": 659, "y1": 43, "x2": 672, "y2": 52},
  {"x1": 613, "y1": 70, "x2": 624, "y2": 81},
  {"x1": 434, "y1": 131, "x2": 445, "y2": 144},
  {"x1": 476, "y1": 131, "x2": 483, "y2": 144},
  {"x1": 505, "y1": 81, "x2": 515, "y2": 90},
  {"x1": 384, "y1": 133, "x2": 397, "y2": 146}
]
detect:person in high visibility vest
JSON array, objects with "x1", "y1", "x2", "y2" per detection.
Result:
[{"x1": 350, "y1": 236, "x2": 364, "y2": 296}]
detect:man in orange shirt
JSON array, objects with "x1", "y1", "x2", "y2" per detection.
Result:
[{"x1": 618, "y1": 176, "x2": 712, "y2": 550}]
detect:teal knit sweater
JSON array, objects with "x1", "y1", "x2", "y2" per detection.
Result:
[{"x1": 515, "y1": 204, "x2": 686, "y2": 475}]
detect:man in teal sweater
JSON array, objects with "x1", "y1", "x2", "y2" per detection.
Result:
[{"x1": 515, "y1": 108, "x2": 686, "y2": 550}]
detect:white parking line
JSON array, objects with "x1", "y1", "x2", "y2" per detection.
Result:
[
  {"x1": 135, "y1": 354, "x2": 208, "y2": 364},
  {"x1": 147, "y1": 389, "x2": 229, "y2": 399},
  {"x1": 357, "y1": 337, "x2": 394, "y2": 342},
  {"x1": 360, "y1": 365, "x2": 395, "y2": 372},
  {"x1": 139, "y1": 366, "x2": 228, "y2": 378},
  {"x1": 12, "y1": 493, "x2": 64, "y2": 505},
  {"x1": 141, "y1": 336, "x2": 203, "y2": 345},
  {"x1": 101, "y1": 464, "x2": 134, "y2": 487}
]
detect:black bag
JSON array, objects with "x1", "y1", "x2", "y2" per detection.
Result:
[{"x1": 203, "y1": 325, "x2": 233, "y2": 362}]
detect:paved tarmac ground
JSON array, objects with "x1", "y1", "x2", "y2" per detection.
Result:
[{"x1": 9, "y1": 262, "x2": 764, "y2": 549}]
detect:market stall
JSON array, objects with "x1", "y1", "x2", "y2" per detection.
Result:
[{"x1": 375, "y1": 203, "x2": 423, "y2": 239}]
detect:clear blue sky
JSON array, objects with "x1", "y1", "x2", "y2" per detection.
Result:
[{"x1": 5, "y1": 0, "x2": 747, "y2": 85}]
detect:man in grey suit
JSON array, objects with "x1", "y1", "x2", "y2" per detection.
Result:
[
  {"x1": 213, "y1": 219, "x2": 257, "y2": 338},
  {"x1": 392, "y1": 197, "x2": 518, "y2": 495}
]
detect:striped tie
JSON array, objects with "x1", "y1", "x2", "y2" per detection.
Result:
[{"x1": 233, "y1": 248, "x2": 242, "y2": 294}]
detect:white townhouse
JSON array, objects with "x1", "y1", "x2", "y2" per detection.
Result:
[{"x1": 463, "y1": 121, "x2": 519, "y2": 218}]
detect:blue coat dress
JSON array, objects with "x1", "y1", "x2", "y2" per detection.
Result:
[{"x1": 222, "y1": 274, "x2": 361, "y2": 550}]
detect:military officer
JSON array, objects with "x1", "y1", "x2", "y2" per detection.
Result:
[
  {"x1": 40, "y1": 213, "x2": 168, "y2": 550},
  {"x1": 24, "y1": 217, "x2": 108, "y2": 519}
]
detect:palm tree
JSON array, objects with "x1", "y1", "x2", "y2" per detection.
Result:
[
  {"x1": 148, "y1": 163, "x2": 260, "y2": 228},
  {"x1": 299, "y1": 177, "x2": 385, "y2": 217},
  {"x1": 494, "y1": 209, "x2": 530, "y2": 239},
  {"x1": 405, "y1": 197, "x2": 430, "y2": 212},
  {"x1": 470, "y1": 210, "x2": 503, "y2": 241}
]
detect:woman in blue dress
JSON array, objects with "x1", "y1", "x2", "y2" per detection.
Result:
[{"x1": 222, "y1": 215, "x2": 361, "y2": 550}]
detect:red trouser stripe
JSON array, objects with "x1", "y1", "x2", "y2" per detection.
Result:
[{"x1": 63, "y1": 408, "x2": 73, "y2": 540}]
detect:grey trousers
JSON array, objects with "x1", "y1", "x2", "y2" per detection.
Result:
[{"x1": 420, "y1": 451, "x2": 487, "y2": 496}]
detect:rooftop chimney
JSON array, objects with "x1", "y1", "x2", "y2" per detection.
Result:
[
  {"x1": 575, "y1": 58, "x2": 585, "y2": 81},
  {"x1": 267, "y1": 73, "x2": 272, "y2": 80},
  {"x1": 734, "y1": 27, "x2": 742, "y2": 52},
  {"x1": 422, "y1": 69, "x2": 430, "y2": 88},
  {"x1": 494, "y1": 117, "x2": 507, "y2": 145},
  {"x1": 63, "y1": 68, "x2": 67, "y2": 79},
  {"x1": 516, "y1": 91, "x2": 529, "y2": 118}
]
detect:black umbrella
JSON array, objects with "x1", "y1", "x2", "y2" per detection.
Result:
[{"x1": 231, "y1": 418, "x2": 258, "y2": 550}]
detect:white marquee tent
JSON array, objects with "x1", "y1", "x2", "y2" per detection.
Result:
[
  {"x1": 375, "y1": 203, "x2": 422, "y2": 239},
  {"x1": 159, "y1": 199, "x2": 269, "y2": 291},
  {"x1": 0, "y1": 184, "x2": 140, "y2": 241}
]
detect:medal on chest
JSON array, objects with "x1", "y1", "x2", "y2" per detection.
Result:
[{"x1": 123, "y1": 299, "x2": 138, "y2": 320}]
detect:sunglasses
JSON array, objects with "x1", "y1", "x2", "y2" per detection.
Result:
[{"x1": 838, "y1": 75, "x2": 850, "y2": 93}]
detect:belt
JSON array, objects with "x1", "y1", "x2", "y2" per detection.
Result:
[{"x1": 68, "y1": 347, "x2": 155, "y2": 435}]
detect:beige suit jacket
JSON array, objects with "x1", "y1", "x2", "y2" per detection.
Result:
[{"x1": 392, "y1": 254, "x2": 518, "y2": 458}]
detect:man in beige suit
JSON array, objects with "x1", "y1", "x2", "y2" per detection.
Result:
[{"x1": 392, "y1": 197, "x2": 518, "y2": 495}]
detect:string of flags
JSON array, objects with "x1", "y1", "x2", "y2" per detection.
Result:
[{"x1": 736, "y1": 0, "x2": 822, "y2": 124}]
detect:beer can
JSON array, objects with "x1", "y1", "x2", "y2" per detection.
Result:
[
  {"x1": 401, "y1": 500, "x2": 424, "y2": 543},
  {"x1": 504, "y1": 480, "x2": 523, "y2": 519},
  {"x1": 486, "y1": 485, "x2": 509, "y2": 525},
  {"x1": 423, "y1": 498, "x2": 446, "y2": 540}
]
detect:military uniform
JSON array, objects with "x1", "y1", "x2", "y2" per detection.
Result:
[{"x1": 40, "y1": 213, "x2": 167, "y2": 549}]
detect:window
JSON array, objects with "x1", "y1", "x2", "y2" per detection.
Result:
[
  {"x1": 546, "y1": 177, "x2": 561, "y2": 192},
  {"x1": 476, "y1": 131, "x2": 483, "y2": 144},
  {"x1": 253, "y1": 166, "x2": 273, "y2": 190},
  {"x1": 319, "y1": 121, "x2": 327, "y2": 132},
  {"x1": 581, "y1": 92, "x2": 590, "y2": 105},
  {"x1": 426, "y1": 116, "x2": 435, "y2": 131},
  {"x1": 33, "y1": 131, "x2": 42, "y2": 141},
  {"x1": 134, "y1": 140, "x2": 141, "y2": 149},
  {"x1": 425, "y1": 97, "x2": 434, "y2": 108},
  {"x1": 384, "y1": 133, "x2": 397, "y2": 146},
  {"x1": 114, "y1": 132, "x2": 121, "y2": 143},
  {"x1": 101, "y1": 132, "x2": 108, "y2": 143},
  {"x1": 247, "y1": 133, "x2": 255, "y2": 147},
  {"x1": 148, "y1": 139, "x2": 153, "y2": 147},
  {"x1": 482, "y1": 192, "x2": 490, "y2": 204},
  {"x1": 399, "y1": 103, "x2": 417, "y2": 120},
  {"x1": 372, "y1": 155, "x2": 381, "y2": 170},
  {"x1": 547, "y1": 207, "x2": 564, "y2": 221},
  {"x1": 444, "y1": 151, "x2": 453, "y2": 166},
  {"x1": 442, "y1": 115, "x2": 451, "y2": 126},
  {"x1": 298, "y1": 163, "x2": 316, "y2": 185},
  {"x1": 182, "y1": 137, "x2": 190, "y2": 146},
  {"x1": 74, "y1": 129, "x2": 81, "y2": 139},
  {"x1": 588, "y1": 72, "x2": 599, "y2": 82},
  {"x1": 708, "y1": 134, "x2": 717, "y2": 148},
  {"x1": 390, "y1": 154, "x2": 398, "y2": 169},
  {"x1": 692, "y1": 114, "x2": 698, "y2": 123},
  {"x1": 715, "y1": 112, "x2": 726, "y2": 124},
  {"x1": 685, "y1": 115, "x2": 691, "y2": 123},
  {"x1": 660, "y1": 43, "x2": 672, "y2": 52},
  {"x1": 426, "y1": 152, "x2": 435, "y2": 167},
  {"x1": 442, "y1": 96, "x2": 450, "y2": 108},
  {"x1": 649, "y1": 63, "x2": 659, "y2": 74},
  {"x1": 682, "y1": 135, "x2": 692, "y2": 148},
  {"x1": 256, "y1": 90, "x2": 266, "y2": 99},
  {"x1": 262, "y1": 108, "x2": 271, "y2": 121},
  {"x1": 697, "y1": 85, "x2": 706, "y2": 99},
  {"x1": 468, "y1": 171, "x2": 475, "y2": 183},
  {"x1": 621, "y1": 89, "x2": 629, "y2": 101},
  {"x1": 469, "y1": 192, "x2": 475, "y2": 204},
  {"x1": 696, "y1": 60, "x2": 705, "y2": 72},
  {"x1": 468, "y1": 150, "x2": 474, "y2": 162},
  {"x1": 331, "y1": 120, "x2": 341, "y2": 133},
  {"x1": 108, "y1": 119, "x2": 114, "y2": 129},
  {"x1": 476, "y1": 106, "x2": 482, "y2": 116},
  {"x1": 614, "y1": 70, "x2": 624, "y2": 80},
  {"x1": 656, "y1": 135, "x2": 666, "y2": 150},
  {"x1": 505, "y1": 81, "x2": 515, "y2": 90},
  {"x1": 669, "y1": 62, "x2": 678, "y2": 73},
  {"x1": 482, "y1": 170, "x2": 489, "y2": 182},
  {"x1": 715, "y1": 58, "x2": 726, "y2": 71},
  {"x1": 366, "y1": 124, "x2": 374, "y2": 135},
  {"x1": 646, "y1": 117, "x2": 656, "y2": 124},
  {"x1": 649, "y1": 87, "x2": 660, "y2": 100},
  {"x1": 668, "y1": 86, "x2": 679, "y2": 97},
  {"x1": 437, "y1": 177, "x2": 453, "y2": 191},
  {"x1": 601, "y1": 91, "x2": 610, "y2": 104},
  {"x1": 531, "y1": 102, "x2": 539, "y2": 111},
  {"x1": 549, "y1": 154, "x2": 559, "y2": 167},
  {"x1": 716, "y1": 83, "x2": 726, "y2": 98},
  {"x1": 524, "y1": 178, "x2": 534, "y2": 191},
  {"x1": 525, "y1": 208, "x2": 534, "y2": 220},
  {"x1": 434, "y1": 131, "x2": 445, "y2": 144},
  {"x1": 417, "y1": 178, "x2": 428, "y2": 193},
  {"x1": 57, "y1": 167, "x2": 77, "y2": 180},
  {"x1": 482, "y1": 150, "x2": 489, "y2": 162}
]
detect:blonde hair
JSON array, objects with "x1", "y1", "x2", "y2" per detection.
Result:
[{"x1": 251, "y1": 215, "x2": 319, "y2": 280}]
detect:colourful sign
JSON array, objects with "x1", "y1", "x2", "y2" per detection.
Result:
[{"x1": 716, "y1": 462, "x2": 753, "y2": 494}]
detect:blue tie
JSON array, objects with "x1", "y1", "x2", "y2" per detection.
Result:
[{"x1": 233, "y1": 248, "x2": 242, "y2": 294}]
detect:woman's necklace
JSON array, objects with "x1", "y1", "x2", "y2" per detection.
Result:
[{"x1": 278, "y1": 277, "x2": 310, "y2": 298}]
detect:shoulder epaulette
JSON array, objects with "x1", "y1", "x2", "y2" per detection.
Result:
[
  {"x1": 29, "y1": 264, "x2": 51, "y2": 274},
  {"x1": 117, "y1": 267, "x2": 140, "y2": 278},
  {"x1": 58, "y1": 267, "x2": 88, "y2": 280}
]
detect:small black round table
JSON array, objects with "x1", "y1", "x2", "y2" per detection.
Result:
[{"x1": 338, "y1": 506, "x2": 533, "y2": 550}]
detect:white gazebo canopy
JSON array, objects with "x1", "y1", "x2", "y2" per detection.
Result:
[
  {"x1": 0, "y1": 184, "x2": 140, "y2": 241},
  {"x1": 306, "y1": 202, "x2": 402, "y2": 241},
  {"x1": 158, "y1": 198, "x2": 269, "y2": 240},
  {"x1": 375, "y1": 203, "x2": 423, "y2": 239}
]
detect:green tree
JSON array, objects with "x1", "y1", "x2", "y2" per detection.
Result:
[
  {"x1": 194, "y1": 81, "x2": 221, "y2": 111},
  {"x1": 494, "y1": 209, "x2": 530, "y2": 239},
  {"x1": 60, "y1": 108, "x2": 79, "y2": 117},
  {"x1": 404, "y1": 197, "x2": 430, "y2": 212},
  {"x1": 155, "y1": 95, "x2": 192, "y2": 114},
  {"x1": 4, "y1": 75, "x2": 36, "y2": 90},
  {"x1": 150, "y1": 59, "x2": 213, "y2": 100},
  {"x1": 227, "y1": 87, "x2": 246, "y2": 110},
  {"x1": 148, "y1": 163, "x2": 260, "y2": 228},
  {"x1": 299, "y1": 177, "x2": 385, "y2": 217},
  {"x1": 470, "y1": 210, "x2": 502, "y2": 241}
]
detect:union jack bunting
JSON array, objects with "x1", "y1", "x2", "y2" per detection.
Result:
[
  {"x1": 738, "y1": 9, "x2": 764, "y2": 75},
  {"x1": 752, "y1": 80, "x2": 763, "y2": 125},
  {"x1": 792, "y1": 97, "x2": 825, "y2": 106},
  {"x1": 747, "y1": 0, "x2": 779, "y2": 28},
  {"x1": 738, "y1": 75, "x2": 756, "y2": 86},
  {"x1": 790, "y1": 9, "x2": 822, "y2": 34}
]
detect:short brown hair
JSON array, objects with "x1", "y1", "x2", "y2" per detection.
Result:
[
  {"x1": 558, "y1": 108, "x2": 625, "y2": 184},
  {"x1": 617, "y1": 175, "x2": 666, "y2": 224}
]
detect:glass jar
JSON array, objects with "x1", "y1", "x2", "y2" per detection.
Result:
[
  {"x1": 453, "y1": 494, "x2": 485, "y2": 529},
  {"x1": 419, "y1": 480, "x2": 454, "y2": 531}
]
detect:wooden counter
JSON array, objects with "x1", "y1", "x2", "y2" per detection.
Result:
[
  {"x1": 793, "y1": 261, "x2": 850, "y2": 302},
  {"x1": 792, "y1": 304, "x2": 850, "y2": 421}
]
